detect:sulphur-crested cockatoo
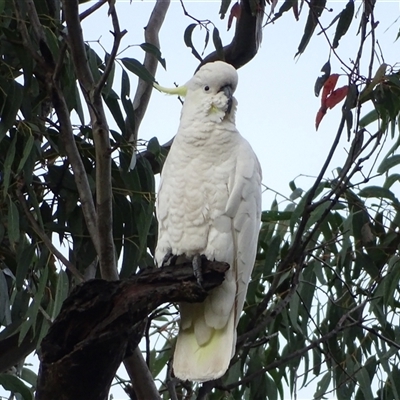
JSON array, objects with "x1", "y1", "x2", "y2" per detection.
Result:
[{"x1": 155, "y1": 61, "x2": 262, "y2": 382}]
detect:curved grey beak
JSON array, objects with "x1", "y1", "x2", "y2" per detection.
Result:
[{"x1": 220, "y1": 85, "x2": 233, "y2": 114}]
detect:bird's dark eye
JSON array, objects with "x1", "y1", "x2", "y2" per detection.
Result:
[{"x1": 204, "y1": 85, "x2": 210, "y2": 92}]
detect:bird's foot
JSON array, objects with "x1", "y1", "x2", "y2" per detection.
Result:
[
  {"x1": 192, "y1": 254, "x2": 203, "y2": 287},
  {"x1": 161, "y1": 252, "x2": 178, "y2": 267}
]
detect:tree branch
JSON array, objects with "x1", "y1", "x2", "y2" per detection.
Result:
[
  {"x1": 50, "y1": 79, "x2": 100, "y2": 256},
  {"x1": 36, "y1": 260, "x2": 229, "y2": 400},
  {"x1": 79, "y1": 0, "x2": 108, "y2": 21},
  {"x1": 62, "y1": 0, "x2": 117, "y2": 280},
  {"x1": 94, "y1": 3, "x2": 127, "y2": 98},
  {"x1": 127, "y1": 0, "x2": 170, "y2": 144},
  {"x1": 200, "y1": 0, "x2": 265, "y2": 69}
]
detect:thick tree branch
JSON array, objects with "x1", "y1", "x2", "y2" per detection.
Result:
[
  {"x1": 62, "y1": 0, "x2": 117, "y2": 280},
  {"x1": 62, "y1": 0, "x2": 95, "y2": 91},
  {"x1": 200, "y1": 0, "x2": 264, "y2": 69},
  {"x1": 36, "y1": 260, "x2": 229, "y2": 400}
]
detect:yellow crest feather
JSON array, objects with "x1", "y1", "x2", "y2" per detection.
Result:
[{"x1": 153, "y1": 82, "x2": 187, "y2": 97}]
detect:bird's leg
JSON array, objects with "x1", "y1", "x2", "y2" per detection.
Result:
[
  {"x1": 192, "y1": 254, "x2": 203, "y2": 287},
  {"x1": 161, "y1": 251, "x2": 177, "y2": 267}
]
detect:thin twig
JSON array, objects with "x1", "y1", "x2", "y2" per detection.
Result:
[{"x1": 94, "y1": 4, "x2": 127, "y2": 98}]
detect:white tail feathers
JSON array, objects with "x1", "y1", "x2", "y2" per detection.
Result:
[{"x1": 173, "y1": 305, "x2": 235, "y2": 382}]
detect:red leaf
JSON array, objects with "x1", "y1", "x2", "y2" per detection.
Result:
[
  {"x1": 321, "y1": 74, "x2": 339, "y2": 106},
  {"x1": 228, "y1": 3, "x2": 241, "y2": 31},
  {"x1": 325, "y1": 86, "x2": 349, "y2": 109},
  {"x1": 315, "y1": 106, "x2": 327, "y2": 130}
]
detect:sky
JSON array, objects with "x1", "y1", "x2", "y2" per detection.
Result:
[{"x1": 2, "y1": 1, "x2": 400, "y2": 399}]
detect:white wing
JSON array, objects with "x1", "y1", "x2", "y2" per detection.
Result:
[{"x1": 227, "y1": 138, "x2": 262, "y2": 329}]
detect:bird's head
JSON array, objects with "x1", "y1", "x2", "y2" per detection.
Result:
[{"x1": 154, "y1": 61, "x2": 238, "y2": 122}]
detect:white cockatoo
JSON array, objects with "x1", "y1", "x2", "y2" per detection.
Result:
[{"x1": 155, "y1": 61, "x2": 262, "y2": 382}]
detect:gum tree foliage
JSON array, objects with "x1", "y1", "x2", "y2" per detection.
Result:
[{"x1": 0, "y1": 0, "x2": 400, "y2": 399}]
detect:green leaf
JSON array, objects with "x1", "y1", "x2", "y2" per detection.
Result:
[
  {"x1": 354, "y1": 362, "x2": 374, "y2": 400},
  {"x1": 121, "y1": 69, "x2": 135, "y2": 135},
  {"x1": 20, "y1": 367, "x2": 37, "y2": 388},
  {"x1": 18, "y1": 264, "x2": 48, "y2": 345},
  {"x1": 290, "y1": 187, "x2": 303, "y2": 200},
  {"x1": 272, "y1": 0, "x2": 295, "y2": 22},
  {"x1": 378, "y1": 154, "x2": 400, "y2": 174},
  {"x1": 383, "y1": 174, "x2": 400, "y2": 189},
  {"x1": 140, "y1": 43, "x2": 166, "y2": 70},
  {"x1": 104, "y1": 93, "x2": 126, "y2": 135},
  {"x1": 121, "y1": 57, "x2": 155, "y2": 83},
  {"x1": 295, "y1": 0, "x2": 326, "y2": 57},
  {"x1": 3, "y1": 132, "x2": 17, "y2": 195},
  {"x1": 86, "y1": 45, "x2": 102, "y2": 82},
  {"x1": 212, "y1": 27, "x2": 224, "y2": 60},
  {"x1": 219, "y1": 0, "x2": 231, "y2": 19},
  {"x1": 0, "y1": 374, "x2": 33, "y2": 400},
  {"x1": 314, "y1": 60, "x2": 331, "y2": 97},
  {"x1": 332, "y1": 0, "x2": 354, "y2": 48},
  {"x1": 7, "y1": 196, "x2": 20, "y2": 246},
  {"x1": 0, "y1": 80, "x2": 23, "y2": 141},
  {"x1": 313, "y1": 370, "x2": 331, "y2": 398},
  {"x1": 44, "y1": 26, "x2": 60, "y2": 62},
  {"x1": 51, "y1": 269, "x2": 69, "y2": 320},
  {"x1": 261, "y1": 210, "x2": 292, "y2": 222},
  {"x1": 184, "y1": 24, "x2": 203, "y2": 62},
  {"x1": 263, "y1": 234, "x2": 281, "y2": 276},
  {"x1": 0, "y1": 269, "x2": 11, "y2": 325},
  {"x1": 16, "y1": 134, "x2": 35, "y2": 174},
  {"x1": 74, "y1": 84, "x2": 85, "y2": 125},
  {"x1": 16, "y1": 243, "x2": 36, "y2": 290},
  {"x1": 147, "y1": 136, "x2": 161, "y2": 156},
  {"x1": 103, "y1": 52, "x2": 116, "y2": 98},
  {"x1": 359, "y1": 109, "x2": 379, "y2": 128},
  {"x1": 358, "y1": 186, "x2": 398, "y2": 203}
]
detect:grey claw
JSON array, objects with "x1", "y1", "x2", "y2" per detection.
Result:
[
  {"x1": 162, "y1": 252, "x2": 177, "y2": 267},
  {"x1": 192, "y1": 254, "x2": 203, "y2": 287}
]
